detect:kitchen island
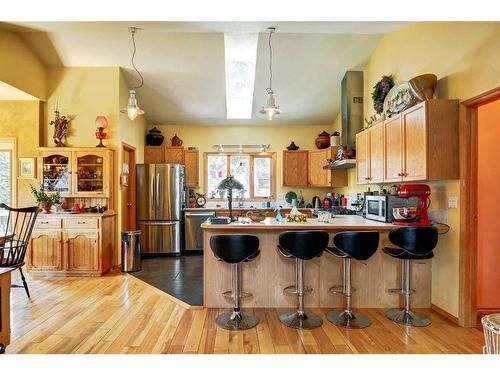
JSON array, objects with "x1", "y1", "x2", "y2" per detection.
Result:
[{"x1": 202, "y1": 216, "x2": 431, "y2": 309}]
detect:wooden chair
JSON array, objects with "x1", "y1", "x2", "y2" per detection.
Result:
[{"x1": 0, "y1": 203, "x2": 39, "y2": 298}]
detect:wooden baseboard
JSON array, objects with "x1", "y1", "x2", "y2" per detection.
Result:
[{"x1": 431, "y1": 303, "x2": 459, "y2": 325}]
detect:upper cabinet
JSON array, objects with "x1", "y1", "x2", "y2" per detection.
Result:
[
  {"x1": 184, "y1": 149, "x2": 199, "y2": 188},
  {"x1": 144, "y1": 146, "x2": 185, "y2": 164},
  {"x1": 308, "y1": 148, "x2": 348, "y2": 187},
  {"x1": 283, "y1": 150, "x2": 309, "y2": 187},
  {"x1": 283, "y1": 149, "x2": 347, "y2": 187},
  {"x1": 356, "y1": 99, "x2": 459, "y2": 185},
  {"x1": 39, "y1": 148, "x2": 113, "y2": 198}
]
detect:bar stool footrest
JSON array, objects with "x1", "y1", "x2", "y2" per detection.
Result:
[
  {"x1": 283, "y1": 285, "x2": 313, "y2": 295},
  {"x1": 222, "y1": 290, "x2": 253, "y2": 299},
  {"x1": 329, "y1": 285, "x2": 356, "y2": 295}
]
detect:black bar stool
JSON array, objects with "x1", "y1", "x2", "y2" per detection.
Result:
[
  {"x1": 383, "y1": 226, "x2": 438, "y2": 327},
  {"x1": 326, "y1": 231, "x2": 379, "y2": 329},
  {"x1": 210, "y1": 234, "x2": 260, "y2": 330},
  {"x1": 278, "y1": 231, "x2": 329, "y2": 329}
]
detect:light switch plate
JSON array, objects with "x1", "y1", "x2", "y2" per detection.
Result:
[{"x1": 448, "y1": 196, "x2": 458, "y2": 209}]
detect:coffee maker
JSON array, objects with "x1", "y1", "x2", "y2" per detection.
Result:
[{"x1": 392, "y1": 184, "x2": 432, "y2": 226}]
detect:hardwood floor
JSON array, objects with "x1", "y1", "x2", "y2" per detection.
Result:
[{"x1": 6, "y1": 270, "x2": 484, "y2": 354}]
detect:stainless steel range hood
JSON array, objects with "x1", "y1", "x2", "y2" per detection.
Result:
[{"x1": 326, "y1": 71, "x2": 364, "y2": 170}]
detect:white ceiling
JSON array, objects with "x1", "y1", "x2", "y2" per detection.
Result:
[
  {"x1": 0, "y1": 80, "x2": 38, "y2": 100},
  {"x1": 6, "y1": 22, "x2": 409, "y2": 125}
]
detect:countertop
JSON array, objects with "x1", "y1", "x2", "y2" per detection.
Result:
[
  {"x1": 184, "y1": 207, "x2": 313, "y2": 212},
  {"x1": 36, "y1": 211, "x2": 116, "y2": 218},
  {"x1": 201, "y1": 215, "x2": 396, "y2": 231}
]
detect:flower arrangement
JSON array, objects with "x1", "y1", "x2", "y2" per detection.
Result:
[
  {"x1": 371, "y1": 75, "x2": 394, "y2": 114},
  {"x1": 30, "y1": 184, "x2": 61, "y2": 212}
]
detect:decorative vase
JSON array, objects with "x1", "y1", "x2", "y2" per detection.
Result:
[
  {"x1": 146, "y1": 127, "x2": 164, "y2": 146},
  {"x1": 315, "y1": 131, "x2": 331, "y2": 149},
  {"x1": 286, "y1": 141, "x2": 299, "y2": 150},
  {"x1": 170, "y1": 134, "x2": 183, "y2": 146},
  {"x1": 39, "y1": 202, "x2": 52, "y2": 213}
]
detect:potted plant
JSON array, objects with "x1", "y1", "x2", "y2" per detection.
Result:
[{"x1": 30, "y1": 184, "x2": 61, "y2": 213}]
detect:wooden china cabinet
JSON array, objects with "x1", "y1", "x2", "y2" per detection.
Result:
[{"x1": 26, "y1": 147, "x2": 115, "y2": 277}]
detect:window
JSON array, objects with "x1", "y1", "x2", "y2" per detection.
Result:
[
  {"x1": 0, "y1": 139, "x2": 16, "y2": 206},
  {"x1": 205, "y1": 153, "x2": 275, "y2": 200}
]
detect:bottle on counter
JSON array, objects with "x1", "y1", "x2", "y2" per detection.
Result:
[
  {"x1": 341, "y1": 195, "x2": 348, "y2": 207},
  {"x1": 275, "y1": 205, "x2": 283, "y2": 223},
  {"x1": 323, "y1": 193, "x2": 332, "y2": 209}
]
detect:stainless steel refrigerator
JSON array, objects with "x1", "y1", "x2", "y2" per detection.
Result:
[{"x1": 137, "y1": 164, "x2": 184, "y2": 255}]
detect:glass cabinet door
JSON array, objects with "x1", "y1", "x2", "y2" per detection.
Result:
[
  {"x1": 74, "y1": 153, "x2": 107, "y2": 195},
  {"x1": 42, "y1": 153, "x2": 71, "y2": 193}
]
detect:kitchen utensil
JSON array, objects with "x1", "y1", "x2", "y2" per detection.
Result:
[
  {"x1": 311, "y1": 196, "x2": 321, "y2": 209},
  {"x1": 409, "y1": 74, "x2": 437, "y2": 101},
  {"x1": 285, "y1": 191, "x2": 298, "y2": 204},
  {"x1": 392, "y1": 207, "x2": 418, "y2": 221}
]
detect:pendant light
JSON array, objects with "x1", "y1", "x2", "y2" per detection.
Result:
[
  {"x1": 260, "y1": 27, "x2": 282, "y2": 121},
  {"x1": 121, "y1": 27, "x2": 145, "y2": 121}
]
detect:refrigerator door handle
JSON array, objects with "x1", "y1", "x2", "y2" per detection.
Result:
[
  {"x1": 150, "y1": 172, "x2": 155, "y2": 214},
  {"x1": 156, "y1": 172, "x2": 161, "y2": 213}
]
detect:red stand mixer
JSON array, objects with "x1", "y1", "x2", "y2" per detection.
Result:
[{"x1": 393, "y1": 184, "x2": 432, "y2": 226}]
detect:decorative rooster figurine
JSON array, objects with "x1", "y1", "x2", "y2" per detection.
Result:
[{"x1": 49, "y1": 106, "x2": 72, "y2": 147}]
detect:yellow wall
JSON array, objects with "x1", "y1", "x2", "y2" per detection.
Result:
[
  {"x1": 0, "y1": 100, "x2": 44, "y2": 206},
  {"x1": 345, "y1": 22, "x2": 500, "y2": 317},
  {"x1": 155, "y1": 124, "x2": 338, "y2": 201},
  {"x1": 45, "y1": 66, "x2": 149, "y2": 264},
  {"x1": 0, "y1": 29, "x2": 47, "y2": 101}
]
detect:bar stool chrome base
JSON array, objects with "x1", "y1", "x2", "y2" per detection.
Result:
[
  {"x1": 216, "y1": 310, "x2": 259, "y2": 331},
  {"x1": 327, "y1": 310, "x2": 372, "y2": 329},
  {"x1": 385, "y1": 309, "x2": 431, "y2": 327},
  {"x1": 279, "y1": 311, "x2": 323, "y2": 330}
]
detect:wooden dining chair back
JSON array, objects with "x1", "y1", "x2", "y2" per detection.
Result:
[{"x1": 0, "y1": 203, "x2": 39, "y2": 298}]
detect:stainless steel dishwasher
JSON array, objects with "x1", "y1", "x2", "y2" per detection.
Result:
[{"x1": 184, "y1": 211, "x2": 216, "y2": 252}]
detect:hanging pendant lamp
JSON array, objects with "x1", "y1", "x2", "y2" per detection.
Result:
[
  {"x1": 121, "y1": 27, "x2": 145, "y2": 121},
  {"x1": 260, "y1": 27, "x2": 282, "y2": 121}
]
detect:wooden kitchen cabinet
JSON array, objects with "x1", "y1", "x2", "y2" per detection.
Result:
[
  {"x1": 308, "y1": 148, "x2": 348, "y2": 187},
  {"x1": 38, "y1": 147, "x2": 113, "y2": 198},
  {"x1": 27, "y1": 230, "x2": 63, "y2": 271},
  {"x1": 26, "y1": 214, "x2": 115, "y2": 276},
  {"x1": 357, "y1": 99, "x2": 458, "y2": 185},
  {"x1": 356, "y1": 130, "x2": 370, "y2": 184},
  {"x1": 369, "y1": 123, "x2": 384, "y2": 183},
  {"x1": 144, "y1": 146, "x2": 165, "y2": 163},
  {"x1": 384, "y1": 114, "x2": 404, "y2": 182},
  {"x1": 65, "y1": 230, "x2": 100, "y2": 272},
  {"x1": 283, "y1": 150, "x2": 309, "y2": 187},
  {"x1": 184, "y1": 149, "x2": 199, "y2": 187},
  {"x1": 144, "y1": 146, "x2": 185, "y2": 164}
]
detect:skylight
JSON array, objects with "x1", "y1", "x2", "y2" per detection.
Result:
[{"x1": 224, "y1": 33, "x2": 258, "y2": 119}]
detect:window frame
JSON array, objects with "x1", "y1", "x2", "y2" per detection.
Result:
[
  {"x1": 203, "y1": 152, "x2": 276, "y2": 201},
  {"x1": 0, "y1": 137, "x2": 17, "y2": 207}
]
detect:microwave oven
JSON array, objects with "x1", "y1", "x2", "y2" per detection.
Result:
[{"x1": 365, "y1": 195, "x2": 417, "y2": 222}]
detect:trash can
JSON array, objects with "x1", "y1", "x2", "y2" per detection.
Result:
[{"x1": 121, "y1": 230, "x2": 142, "y2": 272}]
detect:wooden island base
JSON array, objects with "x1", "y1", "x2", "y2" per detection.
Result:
[{"x1": 202, "y1": 217, "x2": 431, "y2": 309}]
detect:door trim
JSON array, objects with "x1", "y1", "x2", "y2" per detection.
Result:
[
  {"x1": 121, "y1": 142, "x2": 136, "y2": 231},
  {"x1": 459, "y1": 86, "x2": 500, "y2": 327}
]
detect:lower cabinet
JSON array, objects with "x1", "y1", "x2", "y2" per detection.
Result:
[
  {"x1": 27, "y1": 230, "x2": 64, "y2": 271},
  {"x1": 65, "y1": 230, "x2": 100, "y2": 272},
  {"x1": 26, "y1": 215, "x2": 115, "y2": 277}
]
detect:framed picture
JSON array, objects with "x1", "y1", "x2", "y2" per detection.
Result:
[{"x1": 19, "y1": 157, "x2": 36, "y2": 179}]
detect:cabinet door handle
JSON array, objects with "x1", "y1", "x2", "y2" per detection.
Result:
[{"x1": 40, "y1": 221, "x2": 49, "y2": 224}]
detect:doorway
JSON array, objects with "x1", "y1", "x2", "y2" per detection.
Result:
[
  {"x1": 121, "y1": 143, "x2": 136, "y2": 231},
  {"x1": 460, "y1": 87, "x2": 500, "y2": 327}
]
